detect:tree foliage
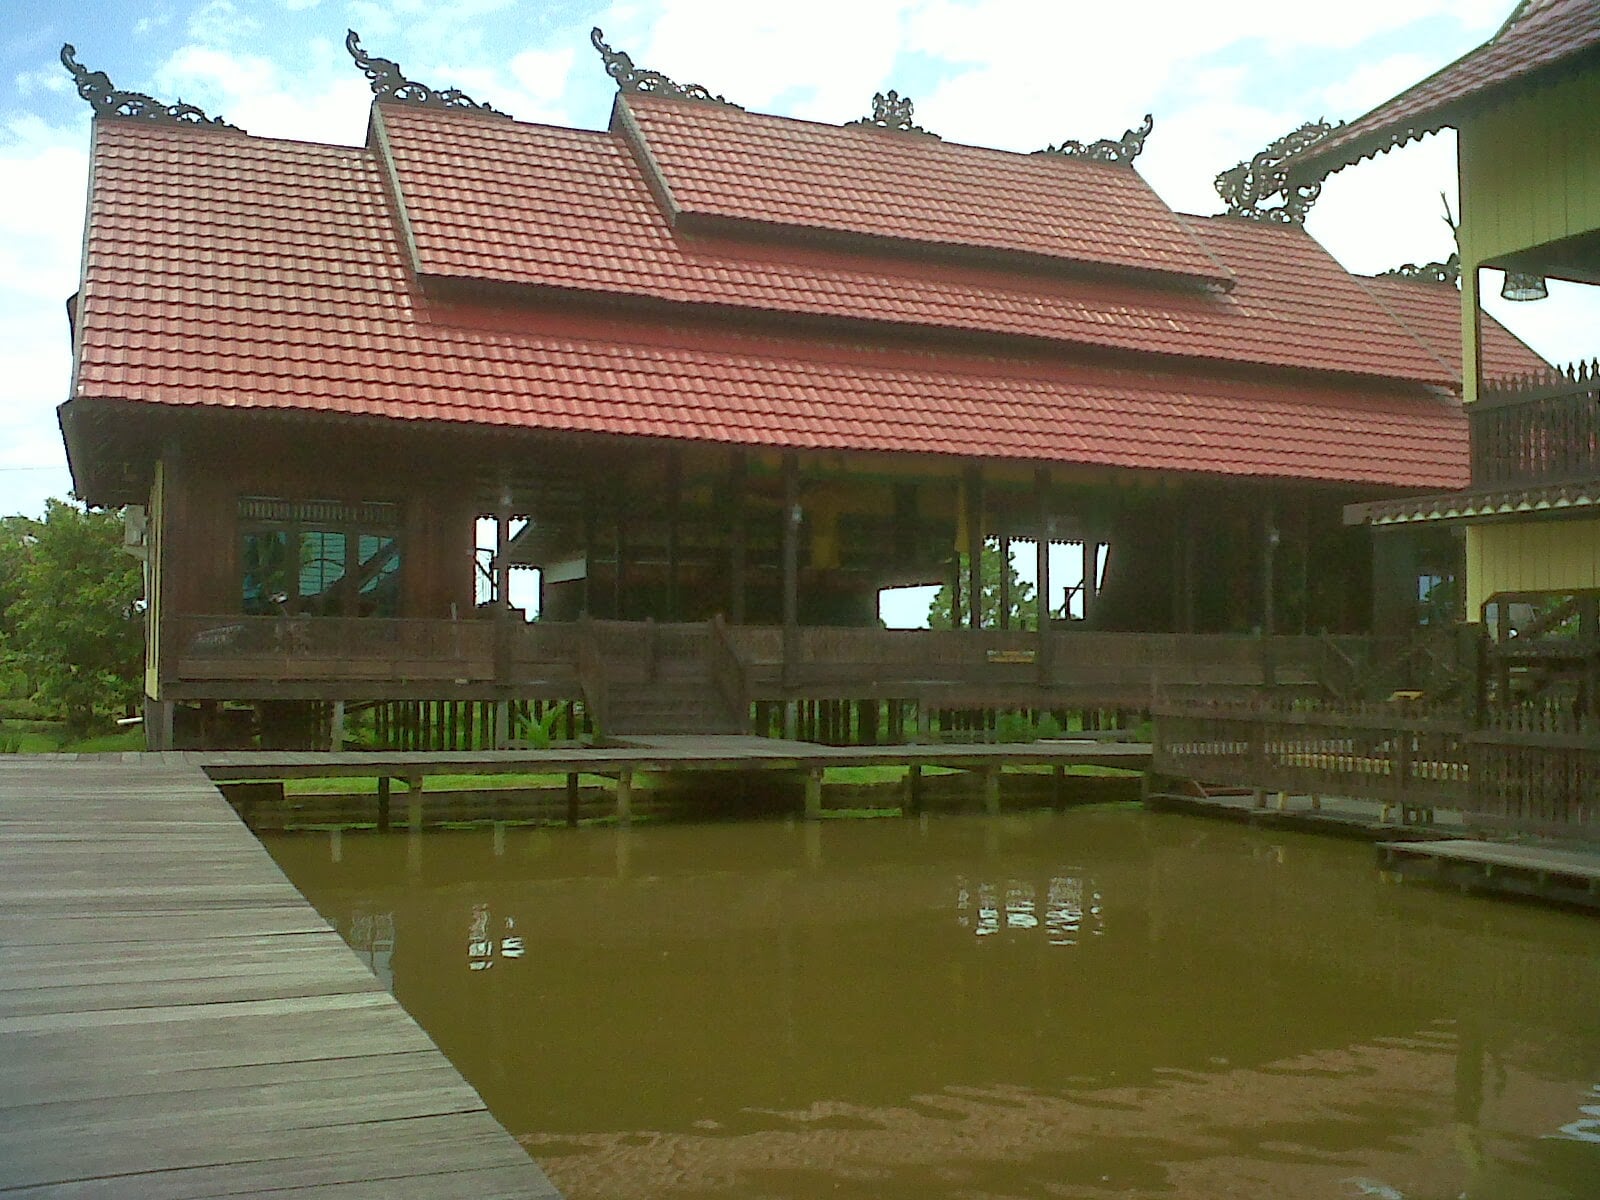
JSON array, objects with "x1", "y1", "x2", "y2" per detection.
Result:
[
  {"x1": 4, "y1": 500, "x2": 143, "y2": 733},
  {"x1": 928, "y1": 540, "x2": 1037, "y2": 630}
]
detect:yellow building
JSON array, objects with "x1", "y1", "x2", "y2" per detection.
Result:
[{"x1": 1298, "y1": 0, "x2": 1600, "y2": 695}]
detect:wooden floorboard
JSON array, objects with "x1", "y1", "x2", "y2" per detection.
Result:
[{"x1": 0, "y1": 759, "x2": 561, "y2": 1198}]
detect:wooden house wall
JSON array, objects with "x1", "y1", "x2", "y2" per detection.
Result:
[
  {"x1": 1458, "y1": 68, "x2": 1600, "y2": 401},
  {"x1": 1466, "y1": 517, "x2": 1600, "y2": 617},
  {"x1": 147, "y1": 431, "x2": 476, "y2": 696}
]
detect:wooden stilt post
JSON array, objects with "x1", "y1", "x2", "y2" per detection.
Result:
[
  {"x1": 329, "y1": 699, "x2": 345, "y2": 753},
  {"x1": 407, "y1": 774, "x2": 424, "y2": 832},
  {"x1": 982, "y1": 765, "x2": 1001, "y2": 815},
  {"x1": 376, "y1": 776, "x2": 391, "y2": 833},
  {"x1": 615, "y1": 768, "x2": 633, "y2": 826},
  {"x1": 1052, "y1": 763, "x2": 1065, "y2": 809},
  {"x1": 804, "y1": 767, "x2": 824, "y2": 821},
  {"x1": 566, "y1": 772, "x2": 580, "y2": 827},
  {"x1": 906, "y1": 763, "x2": 923, "y2": 815}
]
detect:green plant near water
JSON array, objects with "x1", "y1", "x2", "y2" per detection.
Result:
[{"x1": 515, "y1": 701, "x2": 572, "y2": 749}]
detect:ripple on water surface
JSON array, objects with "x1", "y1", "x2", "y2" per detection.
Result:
[{"x1": 263, "y1": 810, "x2": 1600, "y2": 1200}]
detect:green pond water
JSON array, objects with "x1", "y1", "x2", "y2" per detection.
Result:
[{"x1": 261, "y1": 809, "x2": 1600, "y2": 1200}]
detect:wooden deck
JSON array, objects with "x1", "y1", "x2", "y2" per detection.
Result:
[
  {"x1": 193, "y1": 735, "x2": 1151, "y2": 824},
  {"x1": 0, "y1": 756, "x2": 561, "y2": 1199},
  {"x1": 1378, "y1": 838, "x2": 1600, "y2": 910},
  {"x1": 194, "y1": 734, "x2": 1152, "y2": 780}
]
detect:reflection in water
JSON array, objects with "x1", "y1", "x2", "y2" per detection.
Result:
[
  {"x1": 264, "y1": 811, "x2": 1600, "y2": 1200},
  {"x1": 955, "y1": 874, "x2": 1104, "y2": 943}
]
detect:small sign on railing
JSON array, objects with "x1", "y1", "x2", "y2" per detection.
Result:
[{"x1": 985, "y1": 648, "x2": 1036, "y2": 664}]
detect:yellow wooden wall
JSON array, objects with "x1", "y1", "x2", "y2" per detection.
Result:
[
  {"x1": 1466, "y1": 518, "x2": 1600, "y2": 615},
  {"x1": 1457, "y1": 68, "x2": 1600, "y2": 400}
]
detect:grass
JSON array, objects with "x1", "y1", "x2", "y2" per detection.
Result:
[{"x1": 0, "y1": 719, "x2": 144, "y2": 755}]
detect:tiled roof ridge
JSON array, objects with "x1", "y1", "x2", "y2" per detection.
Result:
[{"x1": 619, "y1": 89, "x2": 1164, "y2": 180}]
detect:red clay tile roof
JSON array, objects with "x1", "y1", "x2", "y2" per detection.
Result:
[
  {"x1": 1357, "y1": 274, "x2": 1548, "y2": 382},
  {"x1": 69, "y1": 119, "x2": 1469, "y2": 493},
  {"x1": 1293, "y1": 0, "x2": 1600, "y2": 179},
  {"x1": 616, "y1": 93, "x2": 1230, "y2": 287},
  {"x1": 378, "y1": 104, "x2": 1454, "y2": 388}
]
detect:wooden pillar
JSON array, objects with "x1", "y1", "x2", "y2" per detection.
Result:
[
  {"x1": 904, "y1": 763, "x2": 922, "y2": 815},
  {"x1": 494, "y1": 479, "x2": 513, "y2": 693},
  {"x1": 1261, "y1": 495, "x2": 1278, "y2": 636},
  {"x1": 949, "y1": 555, "x2": 963, "y2": 628},
  {"x1": 729, "y1": 450, "x2": 747, "y2": 624},
  {"x1": 494, "y1": 480, "x2": 512, "y2": 610},
  {"x1": 580, "y1": 483, "x2": 595, "y2": 617},
  {"x1": 1082, "y1": 539, "x2": 1099, "y2": 627},
  {"x1": 781, "y1": 453, "x2": 800, "y2": 687},
  {"x1": 566, "y1": 772, "x2": 580, "y2": 828},
  {"x1": 329, "y1": 699, "x2": 345, "y2": 753},
  {"x1": 612, "y1": 472, "x2": 626, "y2": 619},
  {"x1": 1180, "y1": 502, "x2": 1197, "y2": 634},
  {"x1": 965, "y1": 463, "x2": 984, "y2": 631},
  {"x1": 145, "y1": 698, "x2": 174, "y2": 752},
  {"x1": 1035, "y1": 469, "x2": 1052, "y2": 679},
  {"x1": 376, "y1": 776, "x2": 391, "y2": 833},
  {"x1": 666, "y1": 447, "x2": 682, "y2": 621},
  {"x1": 616, "y1": 768, "x2": 633, "y2": 826},
  {"x1": 998, "y1": 533, "x2": 1011, "y2": 629}
]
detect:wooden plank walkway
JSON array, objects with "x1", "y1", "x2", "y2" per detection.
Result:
[
  {"x1": 1378, "y1": 838, "x2": 1600, "y2": 910},
  {"x1": 1142, "y1": 784, "x2": 1466, "y2": 842},
  {"x1": 0, "y1": 756, "x2": 561, "y2": 1199},
  {"x1": 191, "y1": 735, "x2": 1152, "y2": 782}
]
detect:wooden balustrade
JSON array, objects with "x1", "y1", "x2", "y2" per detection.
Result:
[{"x1": 1472, "y1": 362, "x2": 1600, "y2": 489}]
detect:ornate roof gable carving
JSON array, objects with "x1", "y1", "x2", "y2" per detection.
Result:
[
  {"x1": 590, "y1": 27, "x2": 741, "y2": 107},
  {"x1": 1215, "y1": 120, "x2": 1332, "y2": 224},
  {"x1": 847, "y1": 90, "x2": 938, "y2": 136},
  {"x1": 59, "y1": 44, "x2": 239, "y2": 130},
  {"x1": 345, "y1": 30, "x2": 509, "y2": 117},
  {"x1": 1036, "y1": 114, "x2": 1153, "y2": 165},
  {"x1": 1378, "y1": 253, "x2": 1461, "y2": 284}
]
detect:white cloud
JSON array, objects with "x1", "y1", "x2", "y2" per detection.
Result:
[
  {"x1": 0, "y1": 117, "x2": 86, "y2": 516},
  {"x1": 155, "y1": 41, "x2": 373, "y2": 146},
  {"x1": 615, "y1": 0, "x2": 917, "y2": 119},
  {"x1": 1320, "y1": 51, "x2": 1439, "y2": 115}
]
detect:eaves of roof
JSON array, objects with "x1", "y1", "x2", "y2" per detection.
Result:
[{"x1": 1290, "y1": 0, "x2": 1600, "y2": 181}]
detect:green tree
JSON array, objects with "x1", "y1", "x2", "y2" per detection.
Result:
[
  {"x1": 10, "y1": 500, "x2": 143, "y2": 734},
  {"x1": 928, "y1": 540, "x2": 1037, "y2": 629}
]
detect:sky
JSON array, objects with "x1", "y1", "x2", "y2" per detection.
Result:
[{"x1": 3, "y1": 0, "x2": 1596, "y2": 620}]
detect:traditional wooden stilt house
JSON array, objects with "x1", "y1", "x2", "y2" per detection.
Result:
[{"x1": 56, "y1": 32, "x2": 1543, "y2": 749}]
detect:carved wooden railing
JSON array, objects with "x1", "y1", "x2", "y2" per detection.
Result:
[
  {"x1": 1153, "y1": 695, "x2": 1600, "y2": 830},
  {"x1": 169, "y1": 615, "x2": 497, "y2": 682},
  {"x1": 575, "y1": 618, "x2": 610, "y2": 735},
  {"x1": 1153, "y1": 699, "x2": 1469, "y2": 807},
  {"x1": 708, "y1": 615, "x2": 750, "y2": 731},
  {"x1": 1472, "y1": 361, "x2": 1600, "y2": 489}
]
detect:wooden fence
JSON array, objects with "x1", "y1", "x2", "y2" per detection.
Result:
[{"x1": 1152, "y1": 697, "x2": 1600, "y2": 831}]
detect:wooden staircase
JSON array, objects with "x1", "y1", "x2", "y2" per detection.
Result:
[{"x1": 579, "y1": 620, "x2": 745, "y2": 737}]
